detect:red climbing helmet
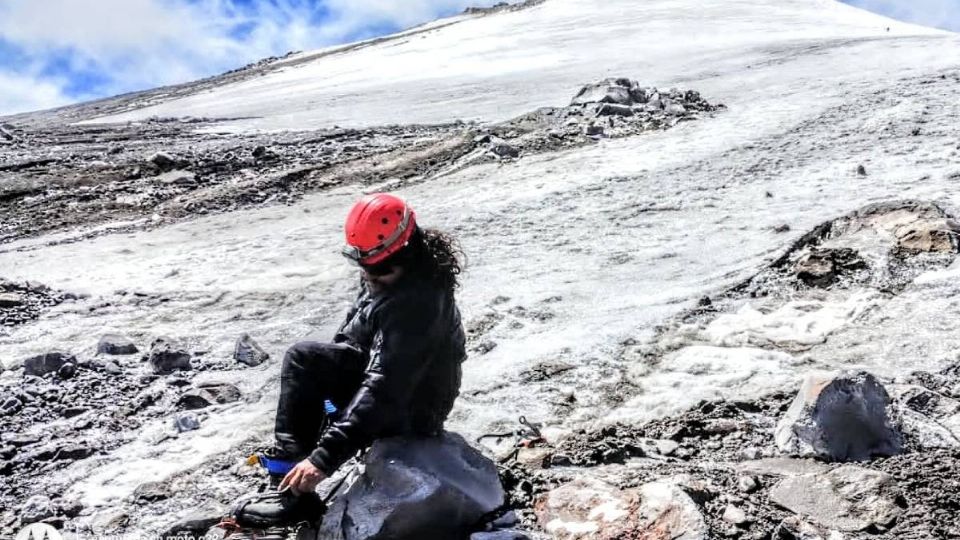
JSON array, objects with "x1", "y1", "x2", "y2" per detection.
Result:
[{"x1": 342, "y1": 193, "x2": 417, "y2": 265}]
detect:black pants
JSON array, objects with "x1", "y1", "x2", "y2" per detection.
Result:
[{"x1": 274, "y1": 341, "x2": 366, "y2": 459}]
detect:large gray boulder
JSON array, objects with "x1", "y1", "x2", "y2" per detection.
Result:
[
  {"x1": 769, "y1": 465, "x2": 902, "y2": 532},
  {"x1": 775, "y1": 371, "x2": 903, "y2": 462},
  {"x1": 570, "y1": 78, "x2": 633, "y2": 106},
  {"x1": 319, "y1": 432, "x2": 504, "y2": 540},
  {"x1": 148, "y1": 337, "x2": 192, "y2": 374},
  {"x1": 20, "y1": 494, "x2": 55, "y2": 524},
  {"x1": 22, "y1": 351, "x2": 76, "y2": 377},
  {"x1": 98, "y1": 334, "x2": 139, "y2": 355}
]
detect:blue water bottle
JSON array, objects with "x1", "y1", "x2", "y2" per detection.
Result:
[{"x1": 324, "y1": 399, "x2": 340, "y2": 419}]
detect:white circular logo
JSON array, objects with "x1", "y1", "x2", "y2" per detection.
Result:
[{"x1": 15, "y1": 523, "x2": 63, "y2": 540}]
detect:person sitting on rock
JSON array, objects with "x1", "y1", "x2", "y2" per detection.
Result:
[{"x1": 231, "y1": 192, "x2": 467, "y2": 528}]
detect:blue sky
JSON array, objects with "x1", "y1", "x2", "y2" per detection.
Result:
[{"x1": 0, "y1": 0, "x2": 957, "y2": 116}]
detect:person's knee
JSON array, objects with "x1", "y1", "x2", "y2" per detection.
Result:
[{"x1": 282, "y1": 341, "x2": 337, "y2": 374}]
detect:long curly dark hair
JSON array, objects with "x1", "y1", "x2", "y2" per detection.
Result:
[{"x1": 393, "y1": 227, "x2": 465, "y2": 293}]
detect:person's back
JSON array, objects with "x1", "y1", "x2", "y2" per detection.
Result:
[{"x1": 390, "y1": 277, "x2": 465, "y2": 436}]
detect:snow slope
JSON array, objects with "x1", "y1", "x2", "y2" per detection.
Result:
[
  {"x1": 86, "y1": 0, "x2": 948, "y2": 131},
  {"x1": 3, "y1": 0, "x2": 960, "y2": 522}
]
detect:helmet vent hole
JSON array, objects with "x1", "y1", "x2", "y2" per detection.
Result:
[
  {"x1": 381, "y1": 217, "x2": 389, "y2": 225},
  {"x1": 396, "y1": 210, "x2": 402, "y2": 216},
  {"x1": 377, "y1": 234, "x2": 385, "y2": 241}
]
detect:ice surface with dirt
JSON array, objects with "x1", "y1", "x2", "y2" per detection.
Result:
[{"x1": 2, "y1": 0, "x2": 960, "y2": 531}]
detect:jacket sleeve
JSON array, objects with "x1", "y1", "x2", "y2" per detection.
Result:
[{"x1": 309, "y1": 294, "x2": 436, "y2": 475}]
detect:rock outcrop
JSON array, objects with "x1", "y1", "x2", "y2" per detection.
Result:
[{"x1": 769, "y1": 465, "x2": 902, "y2": 532}]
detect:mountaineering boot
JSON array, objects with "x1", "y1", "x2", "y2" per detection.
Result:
[
  {"x1": 227, "y1": 449, "x2": 326, "y2": 529},
  {"x1": 230, "y1": 488, "x2": 326, "y2": 529}
]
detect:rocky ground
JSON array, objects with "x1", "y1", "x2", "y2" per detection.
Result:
[
  {"x1": 0, "y1": 78, "x2": 720, "y2": 249},
  {"x1": 0, "y1": 278, "x2": 69, "y2": 328},
  {"x1": 463, "y1": 0, "x2": 546, "y2": 15},
  {"x1": 498, "y1": 371, "x2": 960, "y2": 539},
  {"x1": 0, "y1": 119, "x2": 468, "y2": 245},
  {"x1": 489, "y1": 200, "x2": 960, "y2": 540},
  {"x1": 0, "y1": 333, "x2": 268, "y2": 538},
  {"x1": 3, "y1": 198, "x2": 958, "y2": 539}
]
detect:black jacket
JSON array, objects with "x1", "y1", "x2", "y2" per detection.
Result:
[{"x1": 308, "y1": 275, "x2": 466, "y2": 475}]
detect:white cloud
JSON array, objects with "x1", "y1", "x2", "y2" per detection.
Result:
[
  {"x1": 0, "y1": 0, "x2": 502, "y2": 115},
  {"x1": 0, "y1": 71, "x2": 74, "y2": 116},
  {"x1": 846, "y1": 0, "x2": 960, "y2": 31}
]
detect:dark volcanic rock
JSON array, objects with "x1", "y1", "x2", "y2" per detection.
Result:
[
  {"x1": 61, "y1": 406, "x2": 89, "y2": 418},
  {"x1": 134, "y1": 481, "x2": 170, "y2": 502},
  {"x1": 148, "y1": 337, "x2": 192, "y2": 374},
  {"x1": 30, "y1": 441, "x2": 95, "y2": 461},
  {"x1": 160, "y1": 501, "x2": 228, "y2": 540},
  {"x1": 234, "y1": 333, "x2": 268, "y2": 367},
  {"x1": 320, "y1": 432, "x2": 504, "y2": 540},
  {"x1": 794, "y1": 247, "x2": 867, "y2": 287},
  {"x1": 585, "y1": 124, "x2": 604, "y2": 136},
  {"x1": 1, "y1": 397, "x2": 22, "y2": 416},
  {"x1": 147, "y1": 151, "x2": 182, "y2": 172},
  {"x1": 57, "y1": 362, "x2": 76, "y2": 379},
  {"x1": 178, "y1": 382, "x2": 241, "y2": 410},
  {"x1": 596, "y1": 103, "x2": 634, "y2": 117},
  {"x1": 775, "y1": 371, "x2": 903, "y2": 462},
  {"x1": 98, "y1": 334, "x2": 139, "y2": 355},
  {"x1": 490, "y1": 142, "x2": 520, "y2": 159},
  {"x1": 0, "y1": 292, "x2": 23, "y2": 307},
  {"x1": 23, "y1": 352, "x2": 75, "y2": 377}
]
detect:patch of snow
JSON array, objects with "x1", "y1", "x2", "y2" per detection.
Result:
[{"x1": 702, "y1": 291, "x2": 883, "y2": 350}]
